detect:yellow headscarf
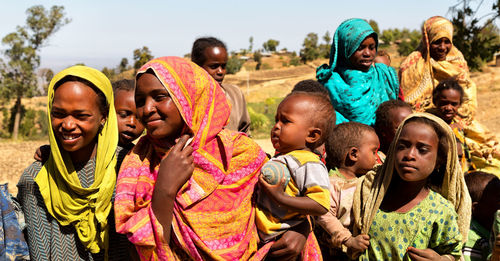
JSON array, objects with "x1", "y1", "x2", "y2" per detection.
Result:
[
  {"x1": 353, "y1": 113, "x2": 471, "y2": 242},
  {"x1": 35, "y1": 65, "x2": 118, "y2": 254},
  {"x1": 399, "y1": 16, "x2": 477, "y2": 123}
]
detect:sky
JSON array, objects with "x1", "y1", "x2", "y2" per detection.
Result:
[{"x1": 0, "y1": 0, "x2": 498, "y2": 72}]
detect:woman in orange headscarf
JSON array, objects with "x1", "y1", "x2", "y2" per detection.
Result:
[
  {"x1": 114, "y1": 57, "x2": 310, "y2": 260},
  {"x1": 399, "y1": 16, "x2": 500, "y2": 176}
]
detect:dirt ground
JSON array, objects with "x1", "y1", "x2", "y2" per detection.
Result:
[{"x1": 1, "y1": 64, "x2": 499, "y2": 195}]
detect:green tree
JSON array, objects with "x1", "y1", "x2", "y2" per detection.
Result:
[
  {"x1": 368, "y1": 19, "x2": 380, "y2": 35},
  {"x1": 39, "y1": 68, "x2": 54, "y2": 95},
  {"x1": 319, "y1": 31, "x2": 332, "y2": 58},
  {"x1": 397, "y1": 29, "x2": 421, "y2": 56},
  {"x1": 254, "y1": 51, "x2": 262, "y2": 70},
  {"x1": 248, "y1": 36, "x2": 254, "y2": 52},
  {"x1": 133, "y1": 46, "x2": 153, "y2": 70},
  {"x1": 0, "y1": 5, "x2": 70, "y2": 140},
  {"x1": 450, "y1": 0, "x2": 500, "y2": 71},
  {"x1": 118, "y1": 57, "x2": 128, "y2": 72},
  {"x1": 300, "y1": 33, "x2": 320, "y2": 63},
  {"x1": 226, "y1": 56, "x2": 243, "y2": 74},
  {"x1": 101, "y1": 67, "x2": 116, "y2": 79},
  {"x1": 380, "y1": 29, "x2": 395, "y2": 45},
  {"x1": 263, "y1": 39, "x2": 280, "y2": 52}
]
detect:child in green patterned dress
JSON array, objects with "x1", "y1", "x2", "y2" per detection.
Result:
[{"x1": 352, "y1": 113, "x2": 471, "y2": 261}]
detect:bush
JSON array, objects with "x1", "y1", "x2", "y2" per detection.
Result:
[
  {"x1": 248, "y1": 107, "x2": 269, "y2": 134},
  {"x1": 226, "y1": 56, "x2": 243, "y2": 74}
]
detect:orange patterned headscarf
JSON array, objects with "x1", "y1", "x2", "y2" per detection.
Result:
[
  {"x1": 399, "y1": 16, "x2": 477, "y2": 123},
  {"x1": 114, "y1": 57, "x2": 269, "y2": 260}
]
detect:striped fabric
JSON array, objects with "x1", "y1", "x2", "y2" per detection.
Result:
[{"x1": 17, "y1": 147, "x2": 133, "y2": 261}]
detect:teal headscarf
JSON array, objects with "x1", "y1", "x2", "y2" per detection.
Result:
[{"x1": 316, "y1": 18, "x2": 399, "y2": 126}]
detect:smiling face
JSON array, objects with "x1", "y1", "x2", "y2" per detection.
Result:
[
  {"x1": 434, "y1": 88, "x2": 462, "y2": 123},
  {"x1": 271, "y1": 95, "x2": 315, "y2": 154},
  {"x1": 135, "y1": 72, "x2": 185, "y2": 145},
  {"x1": 349, "y1": 35, "x2": 377, "y2": 72},
  {"x1": 51, "y1": 81, "x2": 105, "y2": 161},
  {"x1": 429, "y1": 37, "x2": 452, "y2": 61},
  {"x1": 356, "y1": 130, "x2": 380, "y2": 175},
  {"x1": 115, "y1": 89, "x2": 145, "y2": 146},
  {"x1": 394, "y1": 121, "x2": 439, "y2": 183},
  {"x1": 201, "y1": 46, "x2": 228, "y2": 85}
]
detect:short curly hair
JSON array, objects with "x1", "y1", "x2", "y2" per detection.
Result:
[
  {"x1": 374, "y1": 99, "x2": 412, "y2": 135},
  {"x1": 281, "y1": 91, "x2": 335, "y2": 148},
  {"x1": 325, "y1": 122, "x2": 375, "y2": 169}
]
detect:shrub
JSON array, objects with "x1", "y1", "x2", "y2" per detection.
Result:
[{"x1": 226, "y1": 56, "x2": 243, "y2": 74}]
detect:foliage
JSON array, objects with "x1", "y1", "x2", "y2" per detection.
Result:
[
  {"x1": 118, "y1": 57, "x2": 128, "y2": 72},
  {"x1": 226, "y1": 56, "x2": 243, "y2": 74},
  {"x1": 289, "y1": 55, "x2": 301, "y2": 66},
  {"x1": 263, "y1": 39, "x2": 280, "y2": 52},
  {"x1": 254, "y1": 51, "x2": 262, "y2": 70},
  {"x1": 0, "y1": 5, "x2": 70, "y2": 139},
  {"x1": 319, "y1": 31, "x2": 332, "y2": 58},
  {"x1": 248, "y1": 107, "x2": 269, "y2": 135},
  {"x1": 300, "y1": 33, "x2": 320, "y2": 63},
  {"x1": 368, "y1": 19, "x2": 380, "y2": 35},
  {"x1": 0, "y1": 108, "x2": 10, "y2": 138},
  {"x1": 39, "y1": 68, "x2": 54, "y2": 95},
  {"x1": 450, "y1": 0, "x2": 500, "y2": 71},
  {"x1": 248, "y1": 36, "x2": 254, "y2": 52},
  {"x1": 397, "y1": 30, "x2": 421, "y2": 56},
  {"x1": 101, "y1": 67, "x2": 116, "y2": 79},
  {"x1": 133, "y1": 46, "x2": 153, "y2": 70}
]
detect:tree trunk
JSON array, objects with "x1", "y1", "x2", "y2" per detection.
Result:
[{"x1": 12, "y1": 96, "x2": 21, "y2": 140}]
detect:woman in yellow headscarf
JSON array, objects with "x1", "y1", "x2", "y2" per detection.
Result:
[
  {"x1": 399, "y1": 16, "x2": 500, "y2": 176},
  {"x1": 17, "y1": 65, "x2": 131, "y2": 260}
]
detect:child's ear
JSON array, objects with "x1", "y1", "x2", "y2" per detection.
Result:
[
  {"x1": 348, "y1": 147, "x2": 359, "y2": 162},
  {"x1": 305, "y1": 127, "x2": 322, "y2": 145}
]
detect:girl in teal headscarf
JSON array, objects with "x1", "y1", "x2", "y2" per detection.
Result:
[{"x1": 316, "y1": 18, "x2": 400, "y2": 126}]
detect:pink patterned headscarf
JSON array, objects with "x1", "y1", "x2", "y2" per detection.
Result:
[{"x1": 114, "y1": 57, "x2": 269, "y2": 260}]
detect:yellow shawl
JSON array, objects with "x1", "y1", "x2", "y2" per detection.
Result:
[
  {"x1": 35, "y1": 65, "x2": 118, "y2": 254},
  {"x1": 399, "y1": 16, "x2": 477, "y2": 124},
  {"x1": 353, "y1": 113, "x2": 471, "y2": 243}
]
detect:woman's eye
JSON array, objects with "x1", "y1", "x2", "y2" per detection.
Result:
[
  {"x1": 154, "y1": 94, "x2": 167, "y2": 102},
  {"x1": 77, "y1": 114, "x2": 90, "y2": 120},
  {"x1": 51, "y1": 111, "x2": 64, "y2": 118}
]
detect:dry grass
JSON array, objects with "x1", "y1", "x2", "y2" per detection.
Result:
[{"x1": 0, "y1": 139, "x2": 47, "y2": 194}]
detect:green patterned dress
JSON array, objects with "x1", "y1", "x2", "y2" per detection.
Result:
[{"x1": 360, "y1": 190, "x2": 463, "y2": 261}]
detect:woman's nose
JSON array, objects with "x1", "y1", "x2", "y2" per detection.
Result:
[
  {"x1": 62, "y1": 117, "x2": 76, "y2": 130},
  {"x1": 143, "y1": 98, "x2": 156, "y2": 115}
]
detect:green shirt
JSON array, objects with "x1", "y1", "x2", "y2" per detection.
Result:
[
  {"x1": 361, "y1": 190, "x2": 463, "y2": 261},
  {"x1": 463, "y1": 219, "x2": 491, "y2": 261}
]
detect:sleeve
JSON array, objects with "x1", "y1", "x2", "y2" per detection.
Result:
[
  {"x1": 16, "y1": 162, "x2": 47, "y2": 259},
  {"x1": 293, "y1": 161, "x2": 330, "y2": 211},
  {"x1": 428, "y1": 203, "x2": 463, "y2": 258},
  {"x1": 315, "y1": 179, "x2": 352, "y2": 249}
]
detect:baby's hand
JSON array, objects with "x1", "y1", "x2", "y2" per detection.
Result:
[
  {"x1": 345, "y1": 234, "x2": 369, "y2": 258},
  {"x1": 258, "y1": 174, "x2": 286, "y2": 203},
  {"x1": 156, "y1": 135, "x2": 194, "y2": 196}
]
